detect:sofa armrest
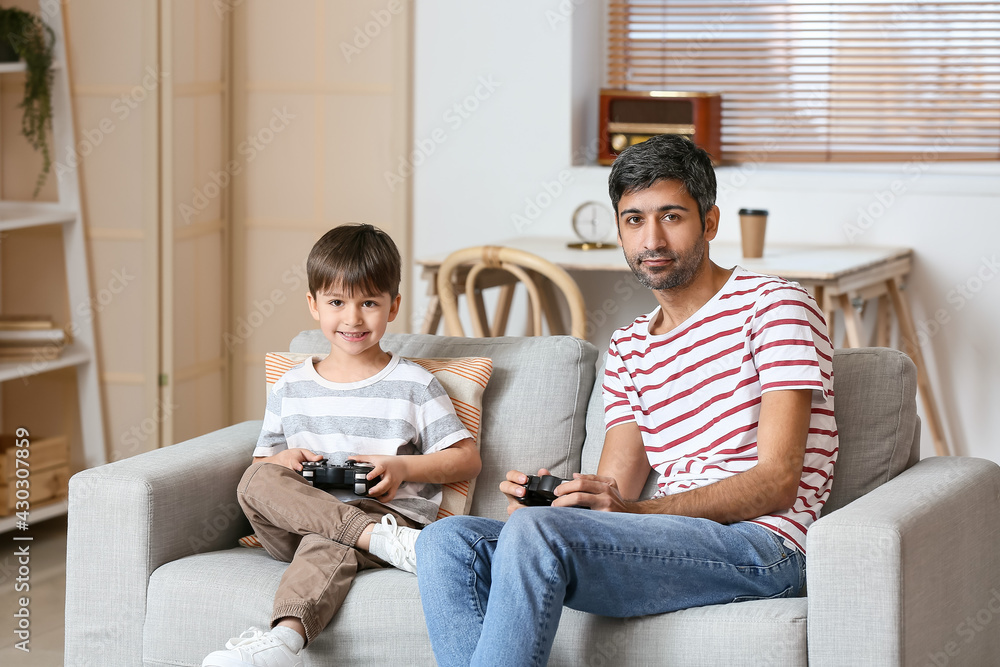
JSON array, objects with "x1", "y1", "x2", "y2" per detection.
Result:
[
  {"x1": 807, "y1": 456, "x2": 1000, "y2": 667},
  {"x1": 65, "y1": 420, "x2": 262, "y2": 666}
]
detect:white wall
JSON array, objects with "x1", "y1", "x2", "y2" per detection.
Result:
[
  {"x1": 230, "y1": 0, "x2": 411, "y2": 423},
  {"x1": 413, "y1": 0, "x2": 1000, "y2": 463}
]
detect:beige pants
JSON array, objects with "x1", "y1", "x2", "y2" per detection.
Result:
[{"x1": 237, "y1": 461, "x2": 420, "y2": 643}]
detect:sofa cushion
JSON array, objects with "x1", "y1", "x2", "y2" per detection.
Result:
[
  {"x1": 580, "y1": 364, "x2": 605, "y2": 476},
  {"x1": 291, "y1": 331, "x2": 599, "y2": 521},
  {"x1": 145, "y1": 548, "x2": 806, "y2": 667},
  {"x1": 144, "y1": 549, "x2": 286, "y2": 666},
  {"x1": 823, "y1": 348, "x2": 919, "y2": 515},
  {"x1": 551, "y1": 598, "x2": 807, "y2": 666},
  {"x1": 263, "y1": 351, "x2": 493, "y2": 519},
  {"x1": 144, "y1": 548, "x2": 436, "y2": 666}
]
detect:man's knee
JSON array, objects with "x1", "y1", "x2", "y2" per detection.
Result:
[
  {"x1": 501, "y1": 507, "x2": 556, "y2": 541},
  {"x1": 415, "y1": 519, "x2": 443, "y2": 562},
  {"x1": 494, "y1": 508, "x2": 568, "y2": 559},
  {"x1": 416, "y1": 516, "x2": 472, "y2": 559},
  {"x1": 416, "y1": 516, "x2": 500, "y2": 564}
]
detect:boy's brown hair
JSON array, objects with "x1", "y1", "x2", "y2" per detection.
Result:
[{"x1": 307, "y1": 224, "x2": 401, "y2": 299}]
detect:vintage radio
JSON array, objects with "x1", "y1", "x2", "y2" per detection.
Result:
[{"x1": 598, "y1": 89, "x2": 722, "y2": 165}]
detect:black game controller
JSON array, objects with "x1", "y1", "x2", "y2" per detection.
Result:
[
  {"x1": 518, "y1": 474, "x2": 570, "y2": 506},
  {"x1": 298, "y1": 459, "x2": 380, "y2": 496}
]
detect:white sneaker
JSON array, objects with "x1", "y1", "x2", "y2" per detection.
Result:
[
  {"x1": 369, "y1": 514, "x2": 420, "y2": 574},
  {"x1": 202, "y1": 627, "x2": 303, "y2": 667}
]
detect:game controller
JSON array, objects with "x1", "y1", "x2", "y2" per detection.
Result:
[
  {"x1": 298, "y1": 459, "x2": 380, "y2": 496},
  {"x1": 517, "y1": 474, "x2": 570, "y2": 506}
]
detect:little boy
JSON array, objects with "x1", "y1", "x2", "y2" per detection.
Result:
[{"x1": 202, "y1": 224, "x2": 481, "y2": 667}]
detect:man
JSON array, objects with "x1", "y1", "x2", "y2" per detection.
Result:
[{"x1": 416, "y1": 134, "x2": 838, "y2": 667}]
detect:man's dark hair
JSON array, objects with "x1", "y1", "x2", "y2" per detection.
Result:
[
  {"x1": 608, "y1": 134, "x2": 717, "y2": 228},
  {"x1": 307, "y1": 223, "x2": 401, "y2": 299}
]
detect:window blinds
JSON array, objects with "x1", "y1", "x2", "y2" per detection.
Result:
[{"x1": 607, "y1": 1, "x2": 1000, "y2": 161}]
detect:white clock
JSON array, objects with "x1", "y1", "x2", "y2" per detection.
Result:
[{"x1": 569, "y1": 201, "x2": 616, "y2": 250}]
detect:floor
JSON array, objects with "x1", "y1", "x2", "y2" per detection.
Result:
[{"x1": 0, "y1": 515, "x2": 67, "y2": 666}]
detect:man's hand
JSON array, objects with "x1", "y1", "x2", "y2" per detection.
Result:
[
  {"x1": 501, "y1": 470, "x2": 638, "y2": 514},
  {"x1": 347, "y1": 454, "x2": 406, "y2": 502},
  {"x1": 551, "y1": 473, "x2": 635, "y2": 512},
  {"x1": 501, "y1": 468, "x2": 561, "y2": 516},
  {"x1": 255, "y1": 448, "x2": 323, "y2": 471}
]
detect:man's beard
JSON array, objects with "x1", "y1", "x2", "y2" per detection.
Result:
[{"x1": 625, "y1": 235, "x2": 706, "y2": 291}]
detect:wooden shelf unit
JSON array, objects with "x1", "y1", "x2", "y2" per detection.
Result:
[{"x1": 0, "y1": 4, "x2": 107, "y2": 533}]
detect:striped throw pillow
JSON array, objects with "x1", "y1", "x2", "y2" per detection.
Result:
[{"x1": 263, "y1": 352, "x2": 492, "y2": 520}]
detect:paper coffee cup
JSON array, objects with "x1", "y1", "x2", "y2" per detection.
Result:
[{"x1": 739, "y1": 208, "x2": 768, "y2": 259}]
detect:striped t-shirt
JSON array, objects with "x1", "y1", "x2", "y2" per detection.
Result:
[
  {"x1": 603, "y1": 267, "x2": 838, "y2": 553},
  {"x1": 254, "y1": 353, "x2": 472, "y2": 525}
]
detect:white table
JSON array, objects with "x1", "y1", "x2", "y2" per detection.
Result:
[{"x1": 417, "y1": 238, "x2": 948, "y2": 456}]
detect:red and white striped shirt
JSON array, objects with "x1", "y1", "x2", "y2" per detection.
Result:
[{"x1": 603, "y1": 267, "x2": 838, "y2": 553}]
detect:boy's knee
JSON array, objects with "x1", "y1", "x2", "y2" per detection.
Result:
[
  {"x1": 238, "y1": 460, "x2": 266, "y2": 491},
  {"x1": 237, "y1": 462, "x2": 292, "y2": 507},
  {"x1": 241, "y1": 460, "x2": 294, "y2": 485}
]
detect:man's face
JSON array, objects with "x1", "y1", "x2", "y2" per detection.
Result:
[{"x1": 616, "y1": 179, "x2": 717, "y2": 291}]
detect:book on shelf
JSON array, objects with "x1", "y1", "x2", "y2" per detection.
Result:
[
  {"x1": 0, "y1": 315, "x2": 55, "y2": 331},
  {"x1": 0, "y1": 346, "x2": 63, "y2": 361},
  {"x1": 0, "y1": 316, "x2": 66, "y2": 361},
  {"x1": 0, "y1": 328, "x2": 65, "y2": 344}
]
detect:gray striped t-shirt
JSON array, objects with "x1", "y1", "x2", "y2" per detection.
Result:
[{"x1": 254, "y1": 353, "x2": 472, "y2": 524}]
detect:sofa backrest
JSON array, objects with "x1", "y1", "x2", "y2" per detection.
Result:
[
  {"x1": 290, "y1": 331, "x2": 599, "y2": 521},
  {"x1": 579, "y1": 356, "x2": 667, "y2": 499},
  {"x1": 579, "y1": 347, "x2": 921, "y2": 514}
]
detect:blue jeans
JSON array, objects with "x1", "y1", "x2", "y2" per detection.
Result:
[{"x1": 416, "y1": 508, "x2": 806, "y2": 667}]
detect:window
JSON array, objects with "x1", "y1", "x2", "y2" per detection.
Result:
[{"x1": 607, "y1": 1, "x2": 1000, "y2": 161}]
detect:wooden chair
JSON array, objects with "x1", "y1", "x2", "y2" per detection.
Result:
[{"x1": 436, "y1": 246, "x2": 587, "y2": 339}]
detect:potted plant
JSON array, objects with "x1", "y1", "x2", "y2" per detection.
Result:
[{"x1": 0, "y1": 6, "x2": 55, "y2": 196}]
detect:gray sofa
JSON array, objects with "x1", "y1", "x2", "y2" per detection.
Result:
[{"x1": 65, "y1": 332, "x2": 1000, "y2": 666}]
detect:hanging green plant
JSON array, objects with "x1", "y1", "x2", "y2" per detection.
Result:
[{"x1": 0, "y1": 7, "x2": 55, "y2": 197}]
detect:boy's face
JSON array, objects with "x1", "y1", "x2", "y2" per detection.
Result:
[{"x1": 307, "y1": 285, "x2": 401, "y2": 360}]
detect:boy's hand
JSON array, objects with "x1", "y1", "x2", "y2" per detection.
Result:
[
  {"x1": 501, "y1": 468, "x2": 556, "y2": 516},
  {"x1": 256, "y1": 448, "x2": 323, "y2": 471},
  {"x1": 348, "y1": 455, "x2": 406, "y2": 502}
]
